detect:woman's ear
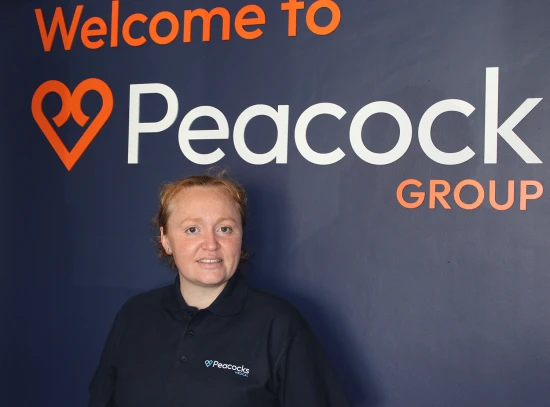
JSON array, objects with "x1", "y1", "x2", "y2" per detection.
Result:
[{"x1": 160, "y1": 227, "x2": 172, "y2": 254}]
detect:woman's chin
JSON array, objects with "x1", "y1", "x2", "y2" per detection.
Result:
[{"x1": 194, "y1": 270, "x2": 228, "y2": 286}]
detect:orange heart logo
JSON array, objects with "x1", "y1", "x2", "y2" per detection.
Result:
[{"x1": 32, "y1": 78, "x2": 114, "y2": 171}]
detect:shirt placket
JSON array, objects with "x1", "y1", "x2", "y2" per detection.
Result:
[{"x1": 167, "y1": 309, "x2": 205, "y2": 388}]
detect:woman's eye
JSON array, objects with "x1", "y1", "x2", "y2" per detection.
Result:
[
  {"x1": 220, "y1": 226, "x2": 232, "y2": 233},
  {"x1": 186, "y1": 227, "x2": 198, "y2": 234}
]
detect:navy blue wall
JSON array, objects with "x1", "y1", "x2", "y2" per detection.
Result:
[{"x1": 2, "y1": 0, "x2": 550, "y2": 406}]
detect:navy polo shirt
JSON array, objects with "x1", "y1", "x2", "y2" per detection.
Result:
[{"x1": 88, "y1": 273, "x2": 351, "y2": 407}]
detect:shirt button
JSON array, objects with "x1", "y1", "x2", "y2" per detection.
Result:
[
  {"x1": 181, "y1": 356, "x2": 188, "y2": 362},
  {"x1": 188, "y1": 311, "x2": 194, "y2": 316},
  {"x1": 188, "y1": 331, "x2": 194, "y2": 336}
]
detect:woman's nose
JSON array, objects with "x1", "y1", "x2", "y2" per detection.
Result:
[{"x1": 202, "y1": 230, "x2": 220, "y2": 250}]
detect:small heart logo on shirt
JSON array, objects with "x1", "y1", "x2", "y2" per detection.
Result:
[{"x1": 205, "y1": 360, "x2": 213, "y2": 367}]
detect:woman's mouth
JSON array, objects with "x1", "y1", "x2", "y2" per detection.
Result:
[{"x1": 197, "y1": 259, "x2": 222, "y2": 263}]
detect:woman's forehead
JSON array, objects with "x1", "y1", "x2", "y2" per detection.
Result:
[{"x1": 169, "y1": 186, "x2": 240, "y2": 216}]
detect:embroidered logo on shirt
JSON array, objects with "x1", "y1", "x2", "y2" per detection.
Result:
[{"x1": 204, "y1": 359, "x2": 250, "y2": 377}]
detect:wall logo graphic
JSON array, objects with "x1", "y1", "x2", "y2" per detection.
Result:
[
  {"x1": 31, "y1": 78, "x2": 113, "y2": 171},
  {"x1": 204, "y1": 360, "x2": 213, "y2": 367},
  {"x1": 31, "y1": 2, "x2": 545, "y2": 211}
]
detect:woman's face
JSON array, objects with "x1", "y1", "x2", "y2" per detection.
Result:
[{"x1": 160, "y1": 186, "x2": 243, "y2": 288}]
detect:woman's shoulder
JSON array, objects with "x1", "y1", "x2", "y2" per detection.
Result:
[
  {"x1": 243, "y1": 286, "x2": 309, "y2": 329},
  {"x1": 245, "y1": 286, "x2": 298, "y2": 310},
  {"x1": 116, "y1": 283, "x2": 173, "y2": 318}
]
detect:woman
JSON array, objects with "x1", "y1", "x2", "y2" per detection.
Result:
[{"x1": 88, "y1": 170, "x2": 350, "y2": 407}]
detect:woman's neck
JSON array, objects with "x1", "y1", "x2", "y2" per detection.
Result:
[{"x1": 179, "y1": 277, "x2": 228, "y2": 309}]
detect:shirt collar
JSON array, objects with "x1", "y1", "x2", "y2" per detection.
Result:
[{"x1": 162, "y1": 272, "x2": 247, "y2": 317}]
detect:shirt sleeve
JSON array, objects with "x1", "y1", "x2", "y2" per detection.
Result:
[
  {"x1": 275, "y1": 323, "x2": 351, "y2": 407},
  {"x1": 87, "y1": 308, "x2": 126, "y2": 407}
]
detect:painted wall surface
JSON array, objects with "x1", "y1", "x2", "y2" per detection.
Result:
[{"x1": 1, "y1": 0, "x2": 550, "y2": 405}]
